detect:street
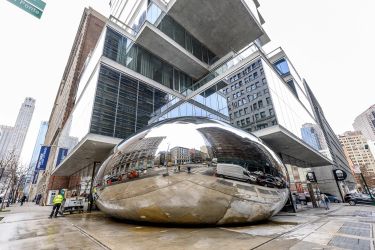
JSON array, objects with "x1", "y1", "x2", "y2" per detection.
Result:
[{"x1": 0, "y1": 203, "x2": 374, "y2": 250}]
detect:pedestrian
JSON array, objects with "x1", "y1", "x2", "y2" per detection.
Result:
[
  {"x1": 49, "y1": 190, "x2": 64, "y2": 218},
  {"x1": 320, "y1": 193, "x2": 330, "y2": 210},
  {"x1": 20, "y1": 195, "x2": 27, "y2": 206}
]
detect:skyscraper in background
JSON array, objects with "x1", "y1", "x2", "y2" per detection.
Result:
[
  {"x1": 338, "y1": 131, "x2": 375, "y2": 188},
  {"x1": 23, "y1": 121, "x2": 48, "y2": 198},
  {"x1": 0, "y1": 97, "x2": 35, "y2": 161},
  {"x1": 353, "y1": 104, "x2": 375, "y2": 141}
]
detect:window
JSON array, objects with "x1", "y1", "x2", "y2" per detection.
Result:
[
  {"x1": 240, "y1": 90, "x2": 244, "y2": 96},
  {"x1": 251, "y1": 84, "x2": 256, "y2": 90},
  {"x1": 233, "y1": 94, "x2": 236, "y2": 99},
  {"x1": 260, "y1": 111, "x2": 266, "y2": 118},
  {"x1": 247, "y1": 95, "x2": 252, "y2": 101},
  {"x1": 246, "y1": 117, "x2": 250, "y2": 124},
  {"x1": 274, "y1": 58, "x2": 290, "y2": 76},
  {"x1": 236, "y1": 121, "x2": 240, "y2": 126},
  {"x1": 234, "y1": 111, "x2": 238, "y2": 118},
  {"x1": 241, "y1": 119, "x2": 245, "y2": 126},
  {"x1": 258, "y1": 100, "x2": 263, "y2": 108},
  {"x1": 244, "y1": 107, "x2": 248, "y2": 114},
  {"x1": 242, "y1": 98, "x2": 247, "y2": 104},
  {"x1": 255, "y1": 81, "x2": 261, "y2": 88},
  {"x1": 286, "y1": 80, "x2": 298, "y2": 98},
  {"x1": 231, "y1": 85, "x2": 235, "y2": 91},
  {"x1": 255, "y1": 114, "x2": 259, "y2": 120},
  {"x1": 239, "y1": 109, "x2": 243, "y2": 116},
  {"x1": 246, "y1": 86, "x2": 251, "y2": 92},
  {"x1": 262, "y1": 78, "x2": 267, "y2": 85},
  {"x1": 269, "y1": 108, "x2": 274, "y2": 116},
  {"x1": 253, "y1": 72, "x2": 258, "y2": 79},
  {"x1": 238, "y1": 99, "x2": 243, "y2": 106},
  {"x1": 266, "y1": 97, "x2": 271, "y2": 105},
  {"x1": 253, "y1": 103, "x2": 257, "y2": 110},
  {"x1": 260, "y1": 68, "x2": 264, "y2": 75},
  {"x1": 264, "y1": 89, "x2": 269, "y2": 94}
]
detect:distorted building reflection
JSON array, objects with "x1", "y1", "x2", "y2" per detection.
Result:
[{"x1": 94, "y1": 117, "x2": 289, "y2": 224}]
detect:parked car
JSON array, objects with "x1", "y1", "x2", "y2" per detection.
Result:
[
  {"x1": 344, "y1": 193, "x2": 359, "y2": 203},
  {"x1": 346, "y1": 193, "x2": 374, "y2": 206},
  {"x1": 216, "y1": 163, "x2": 256, "y2": 183},
  {"x1": 322, "y1": 193, "x2": 340, "y2": 203}
]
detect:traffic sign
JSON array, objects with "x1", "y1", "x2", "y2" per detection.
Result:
[{"x1": 6, "y1": 0, "x2": 45, "y2": 19}]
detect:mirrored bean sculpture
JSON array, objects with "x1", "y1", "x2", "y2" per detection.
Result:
[{"x1": 95, "y1": 117, "x2": 289, "y2": 224}]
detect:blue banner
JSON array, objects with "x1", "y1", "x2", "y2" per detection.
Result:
[
  {"x1": 35, "y1": 145, "x2": 51, "y2": 171},
  {"x1": 56, "y1": 148, "x2": 68, "y2": 167},
  {"x1": 32, "y1": 170, "x2": 39, "y2": 184}
]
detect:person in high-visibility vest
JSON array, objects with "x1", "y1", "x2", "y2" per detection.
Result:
[{"x1": 49, "y1": 190, "x2": 64, "y2": 218}]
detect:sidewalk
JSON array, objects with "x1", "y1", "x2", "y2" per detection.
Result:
[{"x1": 0, "y1": 202, "x2": 374, "y2": 249}]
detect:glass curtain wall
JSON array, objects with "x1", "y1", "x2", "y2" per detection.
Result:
[
  {"x1": 90, "y1": 65, "x2": 170, "y2": 139},
  {"x1": 103, "y1": 27, "x2": 193, "y2": 94}
]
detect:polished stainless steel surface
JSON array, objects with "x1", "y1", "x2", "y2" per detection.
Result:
[{"x1": 95, "y1": 117, "x2": 289, "y2": 224}]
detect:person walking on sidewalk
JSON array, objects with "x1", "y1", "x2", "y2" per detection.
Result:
[
  {"x1": 49, "y1": 190, "x2": 64, "y2": 218},
  {"x1": 20, "y1": 195, "x2": 27, "y2": 206},
  {"x1": 320, "y1": 193, "x2": 330, "y2": 210}
]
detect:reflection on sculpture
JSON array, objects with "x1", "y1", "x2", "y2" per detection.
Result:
[{"x1": 95, "y1": 117, "x2": 289, "y2": 224}]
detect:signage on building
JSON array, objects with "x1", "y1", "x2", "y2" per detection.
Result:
[
  {"x1": 35, "y1": 145, "x2": 51, "y2": 171},
  {"x1": 333, "y1": 169, "x2": 347, "y2": 181},
  {"x1": 306, "y1": 172, "x2": 317, "y2": 183},
  {"x1": 6, "y1": 0, "x2": 46, "y2": 19},
  {"x1": 31, "y1": 170, "x2": 39, "y2": 184},
  {"x1": 56, "y1": 148, "x2": 68, "y2": 167}
]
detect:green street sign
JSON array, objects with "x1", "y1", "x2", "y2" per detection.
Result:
[
  {"x1": 26, "y1": 0, "x2": 46, "y2": 10},
  {"x1": 7, "y1": 0, "x2": 44, "y2": 19}
]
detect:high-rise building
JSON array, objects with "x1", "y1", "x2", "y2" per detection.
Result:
[
  {"x1": 23, "y1": 121, "x2": 48, "y2": 198},
  {"x1": 0, "y1": 97, "x2": 35, "y2": 161},
  {"x1": 39, "y1": 1, "x2": 339, "y2": 207},
  {"x1": 0, "y1": 125, "x2": 14, "y2": 159},
  {"x1": 338, "y1": 131, "x2": 375, "y2": 188},
  {"x1": 35, "y1": 8, "x2": 107, "y2": 203},
  {"x1": 353, "y1": 104, "x2": 375, "y2": 141},
  {"x1": 304, "y1": 80, "x2": 356, "y2": 199}
]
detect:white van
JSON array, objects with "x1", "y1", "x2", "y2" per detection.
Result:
[{"x1": 216, "y1": 163, "x2": 256, "y2": 183}]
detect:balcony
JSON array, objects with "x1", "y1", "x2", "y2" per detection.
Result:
[
  {"x1": 136, "y1": 22, "x2": 209, "y2": 79},
  {"x1": 166, "y1": 0, "x2": 268, "y2": 57}
]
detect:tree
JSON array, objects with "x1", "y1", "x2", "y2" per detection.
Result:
[{"x1": 0, "y1": 150, "x2": 28, "y2": 210}]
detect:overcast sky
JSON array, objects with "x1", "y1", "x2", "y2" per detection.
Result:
[{"x1": 0, "y1": 0, "x2": 374, "y2": 165}]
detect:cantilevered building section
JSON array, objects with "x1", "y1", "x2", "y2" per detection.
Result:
[{"x1": 45, "y1": 0, "x2": 337, "y2": 208}]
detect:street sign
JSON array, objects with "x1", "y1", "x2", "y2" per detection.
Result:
[
  {"x1": 6, "y1": 0, "x2": 45, "y2": 19},
  {"x1": 333, "y1": 169, "x2": 347, "y2": 181},
  {"x1": 26, "y1": 0, "x2": 45, "y2": 10}
]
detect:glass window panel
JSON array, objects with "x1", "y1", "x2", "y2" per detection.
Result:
[
  {"x1": 136, "y1": 82, "x2": 154, "y2": 130},
  {"x1": 91, "y1": 66, "x2": 119, "y2": 137},
  {"x1": 114, "y1": 73, "x2": 137, "y2": 139}
]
